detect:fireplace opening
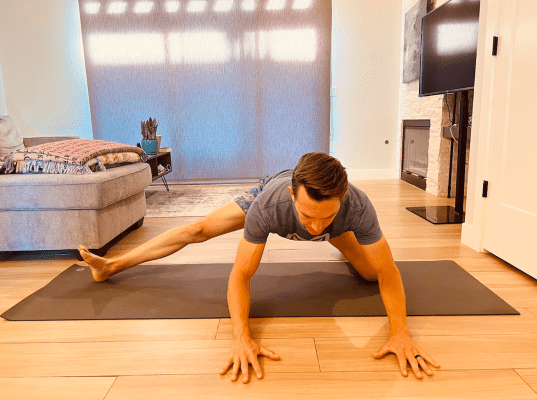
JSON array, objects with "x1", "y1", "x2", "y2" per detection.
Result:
[{"x1": 401, "y1": 119, "x2": 430, "y2": 190}]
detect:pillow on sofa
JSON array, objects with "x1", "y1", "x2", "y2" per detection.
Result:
[
  {"x1": 0, "y1": 115, "x2": 24, "y2": 160},
  {"x1": 86, "y1": 152, "x2": 143, "y2": 170}
]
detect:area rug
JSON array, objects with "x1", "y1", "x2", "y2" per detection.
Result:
[
  {"x1": 145, "y1": 185, "x2": 255, "y2": 217},
  {"x1": 1, "y1": 261, "x2": 519, "y2": 321}
]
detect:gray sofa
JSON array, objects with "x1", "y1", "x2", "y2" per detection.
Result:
[{"x1": 0, "y1": 136, "x2": 152, "y2": 260}]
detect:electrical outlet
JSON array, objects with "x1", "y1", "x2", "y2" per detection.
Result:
[{"x1": 330, "y1": 85, "x2": 338, "y2": 97}]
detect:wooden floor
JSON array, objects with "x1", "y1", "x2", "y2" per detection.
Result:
[{"x1": 2, "y1": 180, "x2": 537, "y2": 399}]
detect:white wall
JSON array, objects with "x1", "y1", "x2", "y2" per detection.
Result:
[
  {"x1": 331, "y1": 0, "x2": 402, "y2": 180},
  {"x1": 0, "y1": 0, "x2": 92, "y2": 138}
]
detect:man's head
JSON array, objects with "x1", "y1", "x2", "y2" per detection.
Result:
[{"x1": 288, "y1": 152, "x2": 348, "y2": 236}]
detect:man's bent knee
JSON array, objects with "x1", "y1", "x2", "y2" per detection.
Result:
[{"x1": 361, "y1": 271, "x2": 379, "y2": 282}]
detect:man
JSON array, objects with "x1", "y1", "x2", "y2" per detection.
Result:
[{"x1": 80, "y1": 152, "x2": 440, "y2": 383}]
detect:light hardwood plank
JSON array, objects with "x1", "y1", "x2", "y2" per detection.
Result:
[
  {"x1": 386, "y1": 237, "x2": 469, "y2": 248},
  {"x1": 0, "y1": 377, "x2": 115, "y2": 400},
  {"x1": 216, "y1": 308, "x2": 537, "y2": 339},
  {"x1": 0, "y1": 319, "x2": 220, "y2": 343},
  {"x1": 390, "y1": 246, "x2": 483, "y2": 260},
  {"x1": 471, "y1": 271, "x2": 537, "y2": 287},
  {"x1": 0, "y1": 338, "x2": 318, "y2": 377},
  {"x1": 453, "y1": 257, "x2": 522, "y2": 273},
  {"x1": 489, "y1": 287, "x2": 537, "y2": 309},
  {"x1": 103, "y1": 371, "x2": 537, "y2": 400},
  {"x1": 528, "y1": 308, "x2": 537, "y2": 318},
  {"x1": 315, "y1": 334, "x2": 537, "y2": 372},
  {"x1": 516, "y1": 369, "x2": 537, "y2": 395},
  {"x1": 0, "y1": 263, "x2": 70, "y2": 276}
]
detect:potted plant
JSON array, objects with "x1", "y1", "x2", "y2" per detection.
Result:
[{"x1": 140, "y1": 117, "x2": 158, "y2": 156}]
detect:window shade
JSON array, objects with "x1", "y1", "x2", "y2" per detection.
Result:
[{"x1": 79, "y1": 0, "x2": 331, "y2": 183}]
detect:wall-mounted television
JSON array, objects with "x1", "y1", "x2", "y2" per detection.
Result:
[{"x1": 419, "y1": 0, "x2": 481, "y2": 97}]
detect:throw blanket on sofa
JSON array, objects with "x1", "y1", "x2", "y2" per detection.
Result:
[{"x1": 3, "y1": 139, "x2": 148, "y2": 175}]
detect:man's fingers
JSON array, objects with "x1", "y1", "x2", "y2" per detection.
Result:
[
  {"x1": 372, "y1": 345, "x2": 390, "y2": 359},
  {"x1": 251, "y1": 357, "x2": 263, "y2": 380},
  {"x1": 241, "y1": 358, "x2": 250, "y2": 383},
  {"x1": 418, "y1": 349, "x2": 441, "y2": 369},
  {"x1": 406, "y1": 352, "x2": 423, "y2": 379},
  {"x1": 416, "y1": 356, "x2": 433, "y2": 376},
  {"x1": 231, "y1": 357, "x2": 240, "y2": 382},
  {"x1": 259, "y1": 346, "x2": 280, "y2": 361},
  {"x1": 395, "y1": 351, "x2": 408, "y2": 377},
  {"x1": 220, "y1": 356, "x2": 234, "y2": 375}
]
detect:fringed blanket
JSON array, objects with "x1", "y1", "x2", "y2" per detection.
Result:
[{"x1": 3, "y1": 139, "x2": 148, "y2": 175}]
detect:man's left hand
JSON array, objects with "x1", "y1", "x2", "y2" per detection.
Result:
[{"x1": 373, "y1": 332, "x2": 440, "y2": 379}]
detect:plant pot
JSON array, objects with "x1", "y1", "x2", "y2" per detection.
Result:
[{"x1": 141, "y1": 139, "x2": 158, "y2": 156}]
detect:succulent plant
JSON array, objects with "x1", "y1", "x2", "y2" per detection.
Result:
[{"x1": 141, "y1": 117, "x2": 158, "y2": 140}]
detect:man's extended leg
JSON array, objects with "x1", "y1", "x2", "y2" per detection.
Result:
[{"x1": 79, "y1": 200, "x2": 246, "y2": 282}]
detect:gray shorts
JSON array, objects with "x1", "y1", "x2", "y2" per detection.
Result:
[{"x1": 234, "y1": 177, "x2": 268, "y2": 214}]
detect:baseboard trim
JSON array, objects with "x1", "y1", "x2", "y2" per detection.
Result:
[
  {"x1": 346, "y1": 169, "x2": 398, "y2": 181},
  {"x1": 461, "y1": 222, "x2": 487, "y2": 253}
]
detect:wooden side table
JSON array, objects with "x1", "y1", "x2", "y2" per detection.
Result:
[{"x1": 145, "y1": 151, "x2": 172, "y2": 191}]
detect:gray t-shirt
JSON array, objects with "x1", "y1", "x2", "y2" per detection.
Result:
[{"x1": 243, "y1": 170, "x2": 383, "y2": 245}]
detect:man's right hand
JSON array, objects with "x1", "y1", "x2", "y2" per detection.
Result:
[{"x1": 220, "y1": 334, "x2": 280, "y2": 383}]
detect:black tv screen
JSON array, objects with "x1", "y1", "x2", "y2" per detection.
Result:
[{"x1": 419, "y1": 0, "x2": 481, "y2": 97}]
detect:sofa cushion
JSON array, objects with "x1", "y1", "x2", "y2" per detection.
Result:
[{"x1": 0, "y1": 163, "x2": 152, "y2": 211}]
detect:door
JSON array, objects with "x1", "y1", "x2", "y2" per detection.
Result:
[{"x1": 484, "y1": 0, "x2": 537, "y2": 278}]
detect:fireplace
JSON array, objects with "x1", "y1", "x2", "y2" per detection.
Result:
[{"x1": 401, "y1": 119, "x2": 430, "y2": 190}]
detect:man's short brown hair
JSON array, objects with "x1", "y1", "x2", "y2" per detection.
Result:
[{"x1": 291, "y1": 152, "x2": 348, "y2": 201}]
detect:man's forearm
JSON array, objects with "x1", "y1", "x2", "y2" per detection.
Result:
[
  {"x1": 227, "y1": 272, "x2": 252, "y2": 337},
  {"x1": 378, "y1": 264, "x2": 409, "y2": 336}
]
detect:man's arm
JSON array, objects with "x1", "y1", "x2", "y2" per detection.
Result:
[
  {"x1": 360, "y1": 236, "x2": 409, "y2": 335},
  {"x1": 220, "y1": 236, "x2": 280, "y2": 383},
  {"x1": 330, "y1": 233, "x2": 440, "y2": 378},
  {"x1": 359, "y1": 236, "x2": 440, "y2": 378}
]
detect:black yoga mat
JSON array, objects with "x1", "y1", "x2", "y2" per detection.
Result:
[{"x1": 1, "y1": 261, "x2": 519, "y2": 321}]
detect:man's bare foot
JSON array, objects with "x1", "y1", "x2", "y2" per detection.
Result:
[{"x1": 78, "y1": 245, "x2": 115, "y2": 282}]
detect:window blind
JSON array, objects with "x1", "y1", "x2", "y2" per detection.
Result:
[{"x1": 79, "y1": 0, "x2": 331, "y2": 183}]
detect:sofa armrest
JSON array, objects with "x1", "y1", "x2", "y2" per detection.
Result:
[{"x1": 23, "y1": 136, "x2": 79, "y2": 148}]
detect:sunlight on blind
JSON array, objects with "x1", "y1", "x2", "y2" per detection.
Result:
[
  {"x1": 88, "y1": 33, "x2": 165, "y2": 65},
  {"x1": 293, "y1": 0, "x2": 312, "y2": 9},
  {"x1": 260, "y1": 29, "x2": 317, "y2": 62},
  {"x1": 84, "y1": 2, "x2": 100, "y2": 14},
  {"x1": 88, "y1": 29, "x2": 317, "y2": 65},
  {"x1": 242, "y1": 0, "x2": 256, "y2": 11},
  {"x1": 83, "y1": 0, "x2": 314, "y2": 14},
  {"x1": 107, "y1": 1, "x2": 127, "y2": 14},
  {"x1": 214, "y1": 0, "x2": 234, "y2": 12},
  {"x1": 243, "y1": 31, "x2": 256, "y2": 59},
  {"x1": 165, "y1": 1, "x2": 181, "y2": 12},
  {"x1": 187, "y1": 0, "x2": 207, "y2": 12},
  {"x1": 168, "y1": 31, "x2": 232, "y2": 64},
  {"x1": 266, "y1": 0, "x2": 286, "y2": 10},
  {"x1": 133, "y1": 1, "x2": 154, "y2": 13}
]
